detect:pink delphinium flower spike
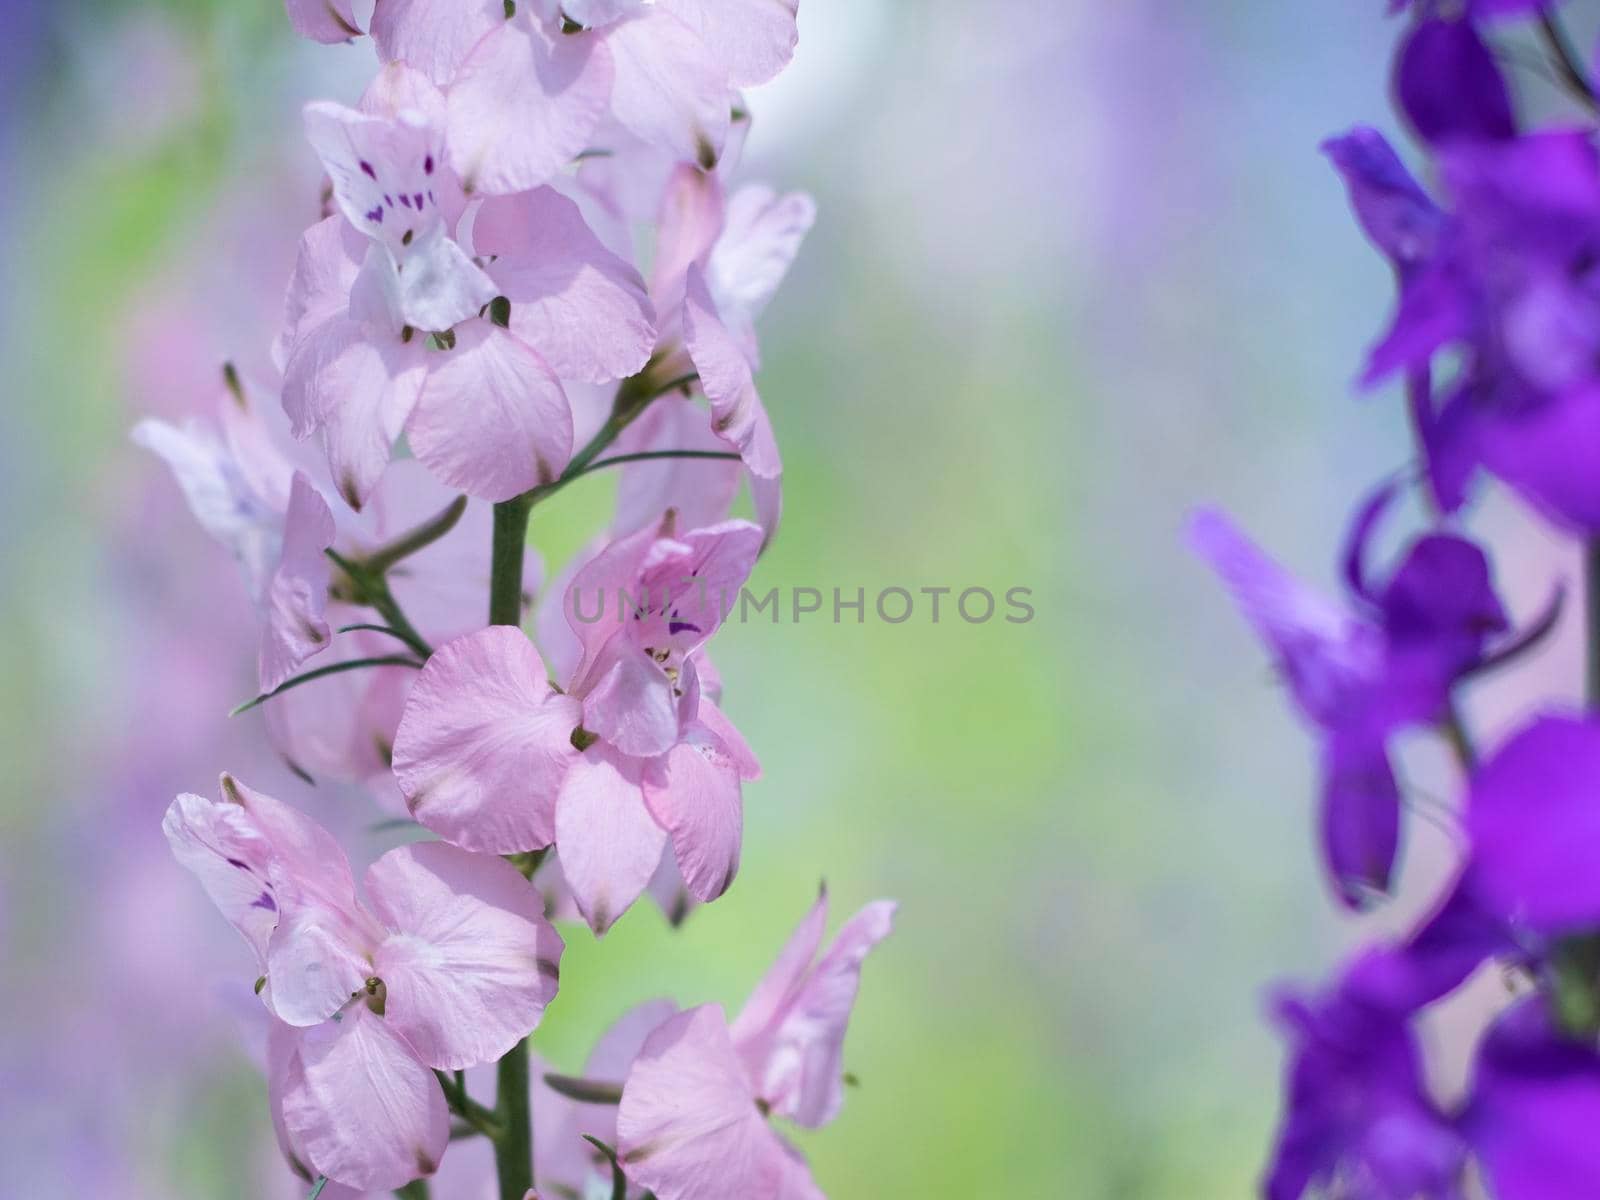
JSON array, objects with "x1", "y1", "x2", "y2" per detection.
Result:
[{"x1": 616, "y1": 893, "x2": 895, "y2": 1200}]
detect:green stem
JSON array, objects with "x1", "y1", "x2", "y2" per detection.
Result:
[
  {"x1": 487, "y1": 485, "x2": 536, "y2": 1197},
  {"x1": 363, "y1": 494, "x2": 468, "y2": 575},
  {"x1": 326, "y1": 548, "x2": 434, "y2": 658},
  {"x1": 434, "y1": 1070, "x2": 505, "y2": 1140},
  {"x1": 394, "y1": 1181, "x2": 432, "y2": 1200},
  {"x1": 494, "y1": 1039, "x2": 534, "y2": 1199},
  {"x1": 519, "y1": 371, "x2": 700, "y2": 509},
  {"x1": 489, "y1": 495, "x2": 534, "y2": 629},
  {"x1": 480, "y1": 369, "x2": 685, "y2": 1197}
]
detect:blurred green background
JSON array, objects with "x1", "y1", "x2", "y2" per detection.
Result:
[{"x1": 0, "y1": 0, "x2": 1505, "y2": 1195}]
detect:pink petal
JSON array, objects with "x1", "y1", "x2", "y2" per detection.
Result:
[
  {"x1": 259, "y1": 472, "x2": 337, "y2": 692},
  {"x1": 706, "y1": 184, "x2": 815, "y2": 366},
  {"x1": 280, "y1": 1004, "x2": 450, "y2": 1192},
  {"x1": 651, "y1": 163, "x2": 725, "y2": 310},
  {"x1": 658, "y1": 0, "x2": 798, "y2": 88},
  {"x1": 728, "y1": 888, "x2": 828, "y2": 1051},
  {"x1": 223, "y1": 773, "x2": 361, "y2": 903},
  {"x1": 750, "y1": 470, "x2": 783, "y2": 549},
  {"x1": 617, "y1": 1004, "x2": 787, "y2": 1200},
  {"x1": 165, "y1": 775, "x2": 380, "y2": 1026},
  {"x1": 352, "y1": 231, "x2": 498, "y2": 335},
  {"x1": 737, "y1": 899, "x2": 897, "y2": 1128},
  {"x1": 359, "y1": 61, "x2": 449, "y2": 124},
  {"x1": 130, "y1": 416, "x2": 285, "y2": 596},
  {"x1": 392, "y1": 626, "x2": 582, "y2": 853},
  {"x1": 408, "y1": 321, "x2": 573, "y2": 502},
  {"x1": 447, "y1": 16, "x2": 614, "y2": 195},
  {"x1": 553, "y1": 743, "x2": 665, "y2": 934},
  {"x1": 682, "y1": 267, "x2": 781, "y2": 479},
  {"x1": 283, "y1": 0, "x2": 364, "y2": 43},
  {"x1": 565, "y1": 0, "x2": 647, "y2": 25},
  {"x1": 304, "y1": 100, "x2": 449, "y2": 260},
  {"x1": 277, "y1": 215, "x2": 364, "y2": 373},
  {"x1": 282, "y1": 316, "x2": 428, "y2": 510},
  {"x1": 370, "y1": 0, "x2": 503, "y2": 85},
  {"x1": 469, "y1": 187, "x2": 655, "y2": 384},
  {"x1": 647, "y1": 845, "x2": 699, "y2": 926},
  {"x1": 604, "y1": 8, "x2": 730, "y2": 168},
  {"x1": 612, "y1": 397, "x2": 742, "y2": 536},
  {"x1": 535, "y1": 537, "x2": 601, "y2": 689},
  {"x1": 162, "y1": 789, "x2": 283, "y2": 966},
  {"x1": 564, "y1": 521, "x2": 660, "y2": 685},
  {"x1": 641, "y1": 716, "x2": 745, "y2": 903},
  {"x1": 633, "y1": 519, "x2": 763, "y2": 654},
  {"x1": 773, "y1": 1137, "x2": 827, "y2": 1200},
  {"x1": 541, "y1": 996, "x2": 677, "y2": 1173},
  {"x1": 265, "y1": 902, "x2": 376, "y2": 1027},
  {"x1": 579, "y1": 641, "x2": 683, "y2": 758},
  {"x1": 588, "y1": 998, "x2": 679, "y2": 1082},
  {"x1": 367, "y1": 841, "x2": 563, "y2": 1070}
]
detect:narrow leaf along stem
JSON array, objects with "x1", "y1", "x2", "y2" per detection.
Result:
[{"x1": 230, "y1": 655, "x2": 424, "y2": 716}]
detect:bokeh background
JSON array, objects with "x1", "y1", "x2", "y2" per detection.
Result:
[{"x1": 3, "y1": 0, "x2": 1592, "y2": 1195}]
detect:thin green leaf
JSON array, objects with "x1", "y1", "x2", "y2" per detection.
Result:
[
  {"x1": 230, "y1": 655, "x2": 424, "y2": 716},
  {"x1": 308, "y1": 1178, "x2": 329, "y2": 1200},
  {"x1": 582, "y1": 1135, "x2": 628, "y2": 1200}
]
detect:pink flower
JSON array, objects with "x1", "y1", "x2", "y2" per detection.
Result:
[
  {"x1": 133, "y1": 388, "x2": 336, "y2": 693},
  {"x1": 164, "y1": 775, "x2": 563, "y2": 1190},
  {"x1": 137, "y1": 375, "x2": 538, "y2": 785},
  {"x1": 302, "y1": 0, "x2": 800, "y2": 194},
  {"x1": 281, "y1": 66, "x2": 653, "y2": 507},
  {"x1": 392, "y1": 515, "x2": 763, "y2": 933},
  {"x1": 615, "y1": 891, "x2": 897, "y2": 1200},
  {"x1": 608, "y1": 164, "x2": 815, "y2": 544}
]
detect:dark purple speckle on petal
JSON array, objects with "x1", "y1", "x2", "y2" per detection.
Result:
[
  {"x1": 359, "y1": 160, "x2": 376, "y2": 179},
  {"x1": 366, "y1": 206, "x2": 384, "y2": 224},
  {"x1": 413, "y1": 192, "x2": 424, "y2": 209},
  {"x1": 251, "y1": 891, "x2": 278, "y2": 913},
  {"x1": 669, "y1": 621, "x2": 702, "y2": 636},
  {"x1": 400, "y1": 194, "x2": 413, "y2": 209},
  {"x1": 424, "y1": 154, "x2": 434, "y2": 174}
]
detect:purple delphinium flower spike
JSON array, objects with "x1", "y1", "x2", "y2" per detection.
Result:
[
  {"x1": 1264, "y1": 953, "x2": 1466, "y2": 1200},
  {"x1": 1189, "y1": 493, "x2": 1509, "y2": 907}
]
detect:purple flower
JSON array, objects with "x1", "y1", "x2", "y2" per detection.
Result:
[
  {"x1": 1461, "y1": 997, "x2": 1600, "y2": 1200},
  {"x1": 1265, "y1": 954, "x2": 1466, "y2": 1200},
  {"x1": 1394, "y1": 17, "x2": 1516, "y2": 147},
  {"x1": 1336, "y1": 124, "x2": 1600, "y2": 531},
  {"x1": 1189, "y1": 493, "x2": 1509, "y2": 906},
  {"x1": 1465, "y1": 714, "x2": 1600, "y2": 935}
]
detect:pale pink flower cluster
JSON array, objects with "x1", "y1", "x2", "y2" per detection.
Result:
[{"x1": 138, "y1": 4, "x2": 896, "y2": 1197}]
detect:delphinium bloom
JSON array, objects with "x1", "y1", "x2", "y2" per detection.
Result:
[
  {"x1": 281, "y1": 64, "x2": 654, "y2": 508},
  {"x1": 1266, "y1": 941, "x2": 1600, "y2": 1200},
  {"x1": 607, "y1": 163, "x2": 814, "y2": 541},
  {"x1": 1207, "y1": 5, "x2": 1600, "y2": 1196},
  {"x1": 1264, "y1": 953, "x2": 1466, "y2": 1200},
  {"x1": 144, "y1": 0, "x2": 903, "y2": 1194},
  {"x1": 282, "y1": 0, "x2": 799, "y2": 191},
  {"x1": 137, "y1": 380, "x2": 537, "y2": 789},
  {"x1": 1330, "y1": 60, "x2": 1600, "y2": 531},
  {"x1": 614, "y1": 891, "x2": 896, "y2": 1200},
  {"x1": 164, "y1": 774, "x2": 562, "y2": 1190},
  {"x1": 392, "y1": 513, "x2": 764, "y2": 933},
  {"x1": 1188, "y1": 493, "x2": 1514, "y2": 906}
]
